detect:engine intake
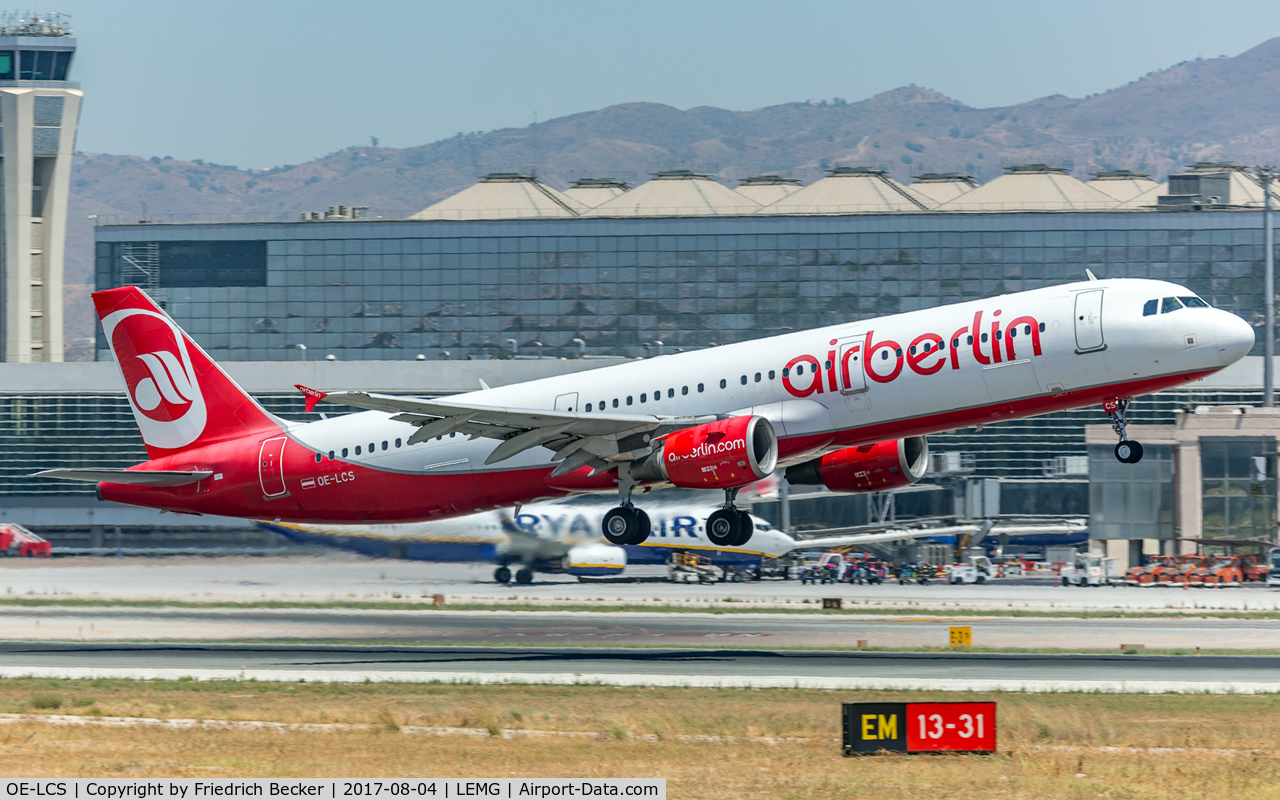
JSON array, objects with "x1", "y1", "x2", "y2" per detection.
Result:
[
  {"x1": 633, "y1": 415, "x2": 777, "y2": 489},
  {"x1": 785, "y1": 436, "x2": 929, "y2": 493}
]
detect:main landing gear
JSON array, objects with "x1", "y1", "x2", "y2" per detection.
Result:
[
  {"x1": 602, "y1": 464, "x2": 652, "y2": 546},
  {"x1": 705, "y1": 487, "x2": 755, "y2": 548},
  {"x1": 1105, "y1": 398, "x2": 1144, "y2": 464},
  {"x1": 493, "y1": 565, "x2": 535, "y2": 584}
]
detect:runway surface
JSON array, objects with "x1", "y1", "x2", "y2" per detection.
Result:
[
  {"x1": 3, "y1": 606, "x2": 1279, "y2": 651},
  {"x1": 2, "y1": 556, "x2": 1278, "y2": 612},
  {"x1": 0, "y1": 641, "x2": 1276, "y2": 693}
]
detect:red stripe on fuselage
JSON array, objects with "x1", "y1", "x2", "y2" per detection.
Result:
[{"x1": 99, "y1": 369, "x2": 1214, "y2": 524}]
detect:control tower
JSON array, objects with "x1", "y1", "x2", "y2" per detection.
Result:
[{"x1": 0, "y1": 12, "x2": 79, "y2": 363}]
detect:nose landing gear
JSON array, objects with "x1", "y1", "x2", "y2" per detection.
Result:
[
  {"x1": 705, "y1": 487, "x2": 755, "y2": 548},
  {"x1": 1105, "y1": 398, "x2": 1144, "y2": 463},
  {"x1": 601, "y1": 463, "x2": 652, "y2": 545}
]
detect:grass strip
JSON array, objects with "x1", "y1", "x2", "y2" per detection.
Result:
[{"x1": 1, "y1": 678, "x2": 1280, "y2": 794}]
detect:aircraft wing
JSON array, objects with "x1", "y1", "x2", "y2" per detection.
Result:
[
  {"x1": 786, "y1": 522, "x2": 1087, "y2": 553},
  {"x1": 310, "y1": 388, "x2": 717, "y2": 476},
  {"x1": 31, "y1": 468, "x2": 213, "y2": 487},
  {"x1": 786, "y1": 524, "x2": 984, "y2": 552}
]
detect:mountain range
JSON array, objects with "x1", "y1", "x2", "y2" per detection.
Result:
[{"x1": 62, "y1": 36, "x2": 1280, "y2": 359}]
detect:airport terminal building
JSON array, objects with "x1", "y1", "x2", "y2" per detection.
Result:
[{"x1": 6, "y1": 162, "x2": 1280, "y2": 562}]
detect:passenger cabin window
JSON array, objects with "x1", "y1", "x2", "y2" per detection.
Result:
[
  {"x1": 341, "y1": 448, "x2": 348, "y2": 458},
  {"x1": 586, "y1": 403, "x2": 592, "y2": 412},
  {"x1": 719, "y1": 379, "x2": 727, "y2": 389},
  {"x1": 668, "y1": 388, "x2": 674, "y2": 398},
  {"x1": 697, "y1": 383, "x2": 704, "y2": 392},
  {"x1": 382, "y1": 441, "x2": 388, "y2": 450},
  {"x1": 682, "y1": 386, "x2": 689, "y2": 395},
  {"x1": 395, "y1": 439, "x2": 401, "y2": 448},
  {"x1": 768, "y1": 370, "x2": 775, "y2": 380},
  {"x1": 640, "y1": 393, "x2": 647, "y2": 403},
  {"x1": 355, "y1": 445, "x2": 361, "y2": 455},
  {"x1": 740, "y1": 375, "x2": 747, "y2": 385},
  {"x1": 1180, "y1": 296, "x2": 1210, "y2": 308},
  {"x1": 314, "y1": 453, "x2": 322, "y2": 463},
  {"x1": 626, "y1": 396, "x2": 633, "y2": 405},
  {"x1": 1143, "y1": 299, "x2": 1158, "y2": 316},
  {"x1": 328, "y1": 451, "x2": 335, "y2": 460},
  {"x1": 1162, "y1": 297, "x2": 1184, "y2": 314}
]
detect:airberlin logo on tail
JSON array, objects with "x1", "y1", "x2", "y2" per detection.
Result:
[
  {"x1": 101, "y1": 307, "x2": 208, "y2": 450},
  {"x1": 783, "y1": 308, "x2": 1045, "y2": 398}
]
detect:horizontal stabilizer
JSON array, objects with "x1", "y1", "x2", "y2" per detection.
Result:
[{"x1": 32, "y1": 468, "x2": 213, "y2": 487}]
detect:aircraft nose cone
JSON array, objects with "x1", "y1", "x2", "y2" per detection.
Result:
[{"x1": 1216, "y1": 312, "x2": 1255, "y2": 365}]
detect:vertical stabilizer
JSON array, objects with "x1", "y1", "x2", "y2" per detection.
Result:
[{"x1": 93, "y1": 286, "x2": 281, "y2": 458}]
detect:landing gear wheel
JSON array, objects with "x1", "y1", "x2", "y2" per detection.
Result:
[
  {"x1": 731, "y1": 510, "x2": 754, "y2": 547},
  {"x1": 494, "y1": 566, "x2": 512, "y2": 584},
  {"x1": 1115, "y1": 440, "x2": 1144, "y2": 464},
  {"x1": 603, "y1": 507, "x2": 640, "y2": 545},
  {"x1": 633, "y1": 508, "x2": 652, "y2": 545},
  {"x1": 515, "y1": 568, "x2": 534, "y2": 585},
  {"x1": 706, "y1": 508, "x2": 741, "y2": 546}
]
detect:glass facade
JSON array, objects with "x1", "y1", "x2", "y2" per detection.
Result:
[
  {"x1": 1200, "y1": 438, "x2": 1277, "y2": 540},
  {"x1": 96, "y1": 211, "x2": 1279, "y2": 366},
  {"x1": 1088, "y1": 442, "x2": 1176, "y2": 540}
]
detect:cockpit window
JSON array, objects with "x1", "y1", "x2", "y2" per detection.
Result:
[
  {"x1": 1180, "y1": 296, "x2": 1209, "y2": 308},
  {"x1": 1142, "y1": 299, "x2": 1158, "y2": 317},
  {"x1": 1161, "y1": 297, "x2": 1184, "y2": 314}
]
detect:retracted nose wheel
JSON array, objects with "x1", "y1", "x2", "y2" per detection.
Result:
[
  {"x1": 706, "y1": 508, "x2": 741, "y2": 546},
  {"x1": 1115, "y1": 440, "x2": 1144, "y2": 464}
]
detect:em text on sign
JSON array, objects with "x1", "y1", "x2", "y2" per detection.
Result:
[
  {"x1": 843, "y1": 701, "x2": 996, "y2": 755},
  {"x1": 948, "y1": 626, "x2": 972, "y2": 647}
]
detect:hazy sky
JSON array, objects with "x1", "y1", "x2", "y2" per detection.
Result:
[{"x1": 50, "y1": 0, "x2": 1280, "y2": 169}]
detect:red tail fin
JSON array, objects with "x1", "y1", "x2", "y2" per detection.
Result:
[{"x1": 94, "y1": 286, "x2": 281, "y2": 459}]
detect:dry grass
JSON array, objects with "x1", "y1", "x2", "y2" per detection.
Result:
[{"x1": 0, "y1": 679, "x2": 1277, "y2": 797}]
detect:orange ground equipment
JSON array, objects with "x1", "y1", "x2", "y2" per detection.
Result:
[{"x1": 1125, "y1": 554, "x2": 1178, "y2": 586}]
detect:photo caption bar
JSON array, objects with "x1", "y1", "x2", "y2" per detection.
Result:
[{"x1": 0, "y1": 780, "x2": 665, "y2": 800}]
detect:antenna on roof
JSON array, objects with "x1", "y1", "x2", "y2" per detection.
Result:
[{"x1": 1085, "y1": 269, "x2": 1099, "y2": 282}]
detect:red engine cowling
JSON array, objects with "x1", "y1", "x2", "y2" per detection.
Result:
[
  {"x1": 634, "y1": 415, "x2": 778, "y2": 489},
  {"x1": 785, "y1": 436, "x2": 929, "y2": 493}
]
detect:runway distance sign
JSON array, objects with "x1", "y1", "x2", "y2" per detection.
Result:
[{"x1": 843, "y1": 701, "x2": 996, "y2": 755}]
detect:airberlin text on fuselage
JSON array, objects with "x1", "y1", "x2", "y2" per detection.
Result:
[{"x1": 782, "y1": 308, "x2": 1044, "y2": 397}]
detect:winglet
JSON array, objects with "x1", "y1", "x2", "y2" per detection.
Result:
[{"x1": 295, "y1": 384, "x2": 328, "y2": 413}]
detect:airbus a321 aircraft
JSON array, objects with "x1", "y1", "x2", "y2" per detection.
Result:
[{"x1": 39, "y1": 277, "x2": 1253, "y2": 547}]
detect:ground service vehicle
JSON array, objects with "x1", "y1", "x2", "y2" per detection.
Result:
[
  {"x1": 1060, "y1": 553, "x2": 1121, "y2": 586},
  {"x1": 1270, "y1": 547, "x2": 1280, "y2": 588},
  {"x1": 948, "y1": 555, "x2": 996, "y2": 584},
  {"x1": 38, "y1": 280, "x2": 1253, "y2": 548}
]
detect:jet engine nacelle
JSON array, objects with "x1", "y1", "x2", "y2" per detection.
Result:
[
  {"x1": 632, "y1": 415, "x2": 778, "y2": 489},
  {"x1": 562, "y1": 542, "x2": 627, "y2": 577},
  {"x1": 785, "y1": 436, "x2": 929, "y2": 493}
]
